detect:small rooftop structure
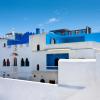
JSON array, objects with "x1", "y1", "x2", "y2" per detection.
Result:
[
  {"x1": 50, "y1": 27, "x2": 91, "y2": 35},
  {"x1": 6, "y1": 33, "x2": 13, "y2": 35},
  {"x1": 50, "y1": 29, "x2": 70, "y2": 34}
]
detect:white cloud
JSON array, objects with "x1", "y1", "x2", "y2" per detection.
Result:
[
  {"x1": 37, "y1": 17, "x2": 60, "y2": 28},
  {"x1": 48, "y1": 18, "x2": 59, "y2": 23}
]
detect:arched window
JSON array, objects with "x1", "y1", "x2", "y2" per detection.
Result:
[
  {"x1": 37, "y1": 64, "x2": 40, "y2": 71},
  {"x1": 40, "y1": 79, "x2": 45, "y2": 83},
  {"x1": 3, "y1": 59, "x2": 6, "y2": 66},
  {"x1": 14, "y1": 57, "x2": 17, "y2": 66},
  {"x1": 3, "y1": 43, "x2": 6, "y2": 47},
  {"x1": 21, "y1": 58, "x2": 24, "y2": 66},
  {"x1": 37, "y1": 44, "x2": 40, "y2": 51},
  {"x1": 55, "y1": 58, "x2": 59, "y2": 66},
  {"x1": 51, "y1": 38, "x2": 56, "y2": 44},
  {"x1": 25, "y1": 58, "x2": 29, "y2": 66},
  {"x1": 7, "y1": 59, "x2": 10, "y2": 66}
]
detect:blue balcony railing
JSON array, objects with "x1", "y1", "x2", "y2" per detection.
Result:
[{"x1": 46, "y1": 66, "x2": 58, "y2": 70}]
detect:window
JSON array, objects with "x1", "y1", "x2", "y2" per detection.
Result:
[
  {"x1": 33, "y1": 75, "x2": 36, "y2": 78},
  {"x1": 49, "y1": 80, "x2": 55, "y2": 84},
  {"x1": 7, "y1": 59, "x2": 10, "y2": 66},
  {"x1": 37, "y1": 64, "x2": 40, "y2": 71},
  {"x1": 7, "y1": 74, "x2": 10, "y2": 77},
  {"x1": 76, "y1": 30, "x2": 80, "y2": 34},
  {"x1": 21, "y1": 58, "x2": 24, "y2": 66},
  {"x1": 25, "y1": 58, "x2": 29, "y2": 66},
  {"x1": 14, "y1": 57, "x2": 17, "y2": 66},
  {"x1": 37, "y1": 44, "x2": 40, "y2": 51},
  {"x1": 3, "y1": 59, "x2": 6, "y2": 66},
  {"x1": 68, "y1": 31, "x2": 72, "y2": 35},
  {"x1": 51, "y1": 39, "x2": 56, "y2": 44},
  {"x1": 40, "y1": 79, "x2": 45, "y2": 83},
  {"x1": 14, "y1": 45, "x2": 17, "y2": 51},
  {"x1": 3, "y1": 43, "x2": 6, "y2": 47}
]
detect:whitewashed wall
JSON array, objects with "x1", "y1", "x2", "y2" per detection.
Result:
[
  {"x1": 0, "y1": 39, "x2": 13, "y2": 66},
  {"x1": 96, "y1": 53, "x2": 100, "y2": 84},
  {"x1": 69, "y1": 49, "x2": 96, "y2": 59},
  {"x1": 46, "y1": 42, "x2": 100, "y2": 50},
  {"x1": 29, "y1": 34, "x2": 46, "y2": 51},
  {"x1": 58, "y1": 59, "x2": 96, "y2": 87},
  {"x1": 0, "y1": 34, "x2": 100, "y2": 81}
]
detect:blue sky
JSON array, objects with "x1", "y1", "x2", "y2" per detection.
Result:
[{"x1": 0, "y1": 0, "x2": 100, "y2": 34}]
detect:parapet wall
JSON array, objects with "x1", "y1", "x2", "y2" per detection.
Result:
[
  {"x1": 58, "y1": 59, "x2": 97, "y2": 87},
  {"x1": 96, "y1": 54, "x2": 100, "y2": 84}
]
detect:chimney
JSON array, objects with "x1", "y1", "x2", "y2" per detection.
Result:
[{"x1": 36, "y1": 28, "x2": 40, "y2": 34}]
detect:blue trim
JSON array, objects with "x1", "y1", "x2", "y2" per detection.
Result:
[{"x1": 46, "y1": 67, "x2": 58, "y2": 70}]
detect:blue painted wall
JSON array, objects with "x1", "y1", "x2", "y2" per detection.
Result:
[
  {"x1": 46, "y1": 32, "x2": 100, "y2": 44},
  {"x1": 46, "y1": 32, "x2": 85, "y2": 44},
  {"x1": 7, "y1": 29, "x2": 100, "y2": 46},
  {"x1": 7, "y1": 32, "x2": 33, "y2": 45},
  {"x1": 46, "y1": 53, "x2": 69, "y2": 66},
  {"x1": 85, "y1": 33, "x2": 100, "y2": 42}
]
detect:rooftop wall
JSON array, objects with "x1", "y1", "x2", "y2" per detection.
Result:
[
  {"x1": 58, "y1": 59, "x2": 96, "y2": 87},
  {"x1": 7, "y1": 32, "x2": 33, "y2": 45},
  {"x1": 96, "y1": 54, "x2": 100, "y2": 84},
  {"x1": 46, "y1": 32, "x2": 100, "y2": 44}
]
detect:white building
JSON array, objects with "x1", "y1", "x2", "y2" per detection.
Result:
[{"x1": 0, "y1": 27, "x2": 100, "y2": 84}]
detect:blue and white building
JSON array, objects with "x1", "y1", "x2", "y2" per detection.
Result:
[{"x1": 0, "y1": 27, "x2": 100, "y2": 84}]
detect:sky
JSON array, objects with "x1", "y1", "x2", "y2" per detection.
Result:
[{"x1": 0, "y1": 0, "x2": 100, "y2": 34}]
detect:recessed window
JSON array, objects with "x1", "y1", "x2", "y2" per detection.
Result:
[
  {"x1": 37, "y1": 64, "x2": 40, "y2": 71},
  {"x1": 3, "y1": 43, "x2": 6, "y2": 47},
  {"x1": 25, "y1": 58, "x2": 29, "y2": 66},
  {"x1": 49, "y1": 80, "x2": 55, "y2": 84},
  {"x1": 37, "y1": 44, "x2": 40, "y2": 51},
  {"x1": 21, "y1": 58, "x2": 24, "y2": 66},
  {"x1": 51, "y1": 39, "x2": 56, "y2": 44},
  {"x1": 15, "y1": 45, "x2": 17, "y2": 51},
  {"x1": 68, "y1": 31, "x2": 72, "y2": 35},
  {"x1": 40, "y1": 79, "x2": 45, "y2": 83},
  {"x1": 7, "y1": 74, "x2": 10, "y2": 77},
  {"x1": 14, "y1": 57, "x2": 17, "y2": 66},
  {"x1": 33, "y1": 75, "x2": 36, "y2": 78},
  {"x1": 3, "y1": 59, "x2": 6, "y2": 66},
  {"x1": 7, "y1": 59, "x2": 10, "y2": 66}
]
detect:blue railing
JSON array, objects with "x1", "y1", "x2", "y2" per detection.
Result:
[{"x1": 46, "y1": 66, "x2": 58, "y2": 70}]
